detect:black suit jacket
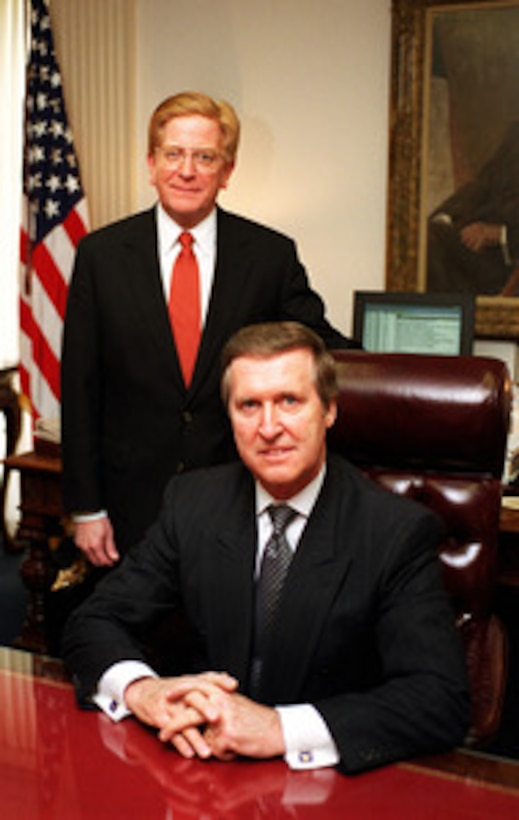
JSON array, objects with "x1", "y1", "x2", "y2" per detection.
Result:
[
  {"x1": 61, "y1": 207, "x2": 357, "y2": 552},
  {"x1": 427, "y1": 122, "x2": 519, "y2": 292},
  {"x1": 62, "y1": 456, "x2": 469, "y2": 774}
]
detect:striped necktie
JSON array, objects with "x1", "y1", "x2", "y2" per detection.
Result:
[{"x1": 250, "y1": 504, "x2": 298, "y2": 695}]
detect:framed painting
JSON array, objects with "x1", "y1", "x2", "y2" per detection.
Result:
[{"x1": 388, "y1": 0, "x2": 519, "y2": 338}]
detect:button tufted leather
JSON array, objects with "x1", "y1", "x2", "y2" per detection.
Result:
[{"x1": 329, "y1": 350, "x2": 512, "y2": 747}]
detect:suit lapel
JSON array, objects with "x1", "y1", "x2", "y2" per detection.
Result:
[
  {"x1": 122, "y1": 209, "x2": 185, "y2": 388},
  {"x1": 189, "y1": 208, "x2": 251, "y2": 394},
  {"x1": 203, "y1": 477, "x2": 257, "y2": 686},
  {"x1": 260, "y1": 465, "x2": 354, "y2": 702}
]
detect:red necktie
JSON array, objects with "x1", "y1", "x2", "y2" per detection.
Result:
[{"x1": 168, "y1": 232, "x2": 201, "y2": 386}]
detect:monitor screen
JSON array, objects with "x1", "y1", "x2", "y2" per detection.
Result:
[{"x1": 352, "y1": 291, "x2": 475, "y2": 355}]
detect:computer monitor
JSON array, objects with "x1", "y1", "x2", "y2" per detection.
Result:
[{"x1": 352, "y1": 291, "x2": 475, "y2": 355}]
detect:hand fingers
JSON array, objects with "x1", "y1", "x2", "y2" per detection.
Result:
[
  {"x1": 169, "y1": 728, "x2": 207, "y2": 759},
  {"x1": 183, "y1": 689, "x2": 223, "y2": 723},
  {"x1": 201, "y1": 671, "x2": 239, "y2": 692},
  {"x1": 168, "y1": 726, "x2": 212, "y2": 759},
  {"x1": 83, "y1": 546, "x2": 114, "y2": 567},
  {"x1": 203, "y1": 726, "x2": 236, "y2": 761},
  {"x1": 162, "y1": 673, "x2": 238, "y2": 704},
  {"x1": 158, "y1": 705, "x2": 206, "y2": 741},
  {"x1": 183, "y1": 727, "x2": 213, "y2": 759},
  {"x1": 74, "y1": 519, "x2": 120, "y2": 567},
  {"x1": 104, "y1": 535, "x2": 120, "y2": 563}
]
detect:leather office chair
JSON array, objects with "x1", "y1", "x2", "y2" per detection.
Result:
[{"x1": 328, "y1": 350, "x2": 512, "y2": 747}]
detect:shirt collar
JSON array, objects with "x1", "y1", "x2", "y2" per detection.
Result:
[
  {"x1": 255, "y1": 463, "x2": 327, "y2": 520},
  {"x1": 156, "y1": 202, "x2": 217, "y2": 257}
]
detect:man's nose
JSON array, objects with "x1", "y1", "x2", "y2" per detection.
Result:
[
  {"x1": 258, "y1": 404, "x2": 280, "y2": 436},
  {"x1": 178, "y1": 153, "x2": 196, "y2": 175}
]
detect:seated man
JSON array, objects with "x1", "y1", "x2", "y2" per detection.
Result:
[
  {"x1": 427, "y1": 121, "x2": 519, "y2": 294},
  {"x1": 62, "y1": 321, "x2": 469, "y2": 775}
]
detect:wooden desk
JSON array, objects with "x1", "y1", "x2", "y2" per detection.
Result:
[{"x1": 0, "y1": 648, "x2": 517, "y2": 820}]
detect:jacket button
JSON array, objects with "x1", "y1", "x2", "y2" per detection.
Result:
[{"x1": 183, "y1": 411, "x2": 193, "y2": 423}]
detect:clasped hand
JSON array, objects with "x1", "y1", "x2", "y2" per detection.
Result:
[
  {"x1": 460, "y1": 221, "x2": 503, "y2": 253},
  {"x1": 124, "y1": 672, "x2": 285, "y2": 761}
]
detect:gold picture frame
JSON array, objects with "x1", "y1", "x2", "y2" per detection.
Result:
[{"x1": 387, "y1": 0, "x2": 519, "y2": 339}]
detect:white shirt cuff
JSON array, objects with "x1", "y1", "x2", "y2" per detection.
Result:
[
  {"x1": 276, "y1": 703, "x2": 340, "y2": 770},
  {"x1": 73, "y1": 509, "x2": 108, "y2": 522},
  {"x1": 93, "y1": 660, "x2": 158, "y2": 722},
  {"x1": 432, "y1": 212, "x2": 452, "y2": 225}
]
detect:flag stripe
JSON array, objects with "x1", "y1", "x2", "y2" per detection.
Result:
[
  {"x1": 28, "y1": 316, "x2": 61, "y2": 402},
  {"x1": 63, "y1": 198, "x2": 88, "y2": 245},
  {"x1": 30, "y1": 275, "x2": 64, "y2": 359},
  {"x1": 31, "y1": 241, "x2": 69, "y2": 320},
  {"x1": 19, "y1": 299, "x2": 35, "y2": 400}
]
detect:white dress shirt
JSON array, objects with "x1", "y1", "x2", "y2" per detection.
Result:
[
  {"x1": 156, "y1": 201, "x2": 216, "y2": 326},
  {"x1": 94, "y1": 464, "x2": 340, "y2": 770}
]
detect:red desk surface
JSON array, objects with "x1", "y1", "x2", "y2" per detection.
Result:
[{"x1": 0, "y1": 648, "x2": 518, "y2": 819}]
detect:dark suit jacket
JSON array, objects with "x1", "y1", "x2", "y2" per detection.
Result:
[
  {"x1": 61, "y1": 207, "x2": 357, "y2": 552},
  {"x1": 431, "y1": 121, "x2": 519, "y2": 245},
  {"x1": 62, "y1": 456, "x2": 469, "y2": 775},
  {"x1": 427, "y1": 122, "x2": 519, "y2": 293}
]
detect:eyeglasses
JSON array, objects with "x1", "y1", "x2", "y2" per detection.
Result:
[{"x1": 156, "y1": 146, "x2": 222, "y2": 171}]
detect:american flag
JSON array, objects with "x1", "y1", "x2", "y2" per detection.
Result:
[{"x1": 20, "y1": 0, "x2": 89, "y2": 422}]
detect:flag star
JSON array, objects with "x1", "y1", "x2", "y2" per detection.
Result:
[
  {"x1": 37, "y1": 40, "x2": 48, "y2": 58},
  {"x1": 36, "y1": 92, "x2": 48, "y2": 111},
  {"x1": 44, "y1": 199, "x2": 60, "y2": 219},
  {"x1": 29, "y1": 145, "x2": 45, "y2": 164},
  {"x1": 51, "y1": 148, "x2": 63, "y2": 165},
  {"x1": 65, "y1": 175, "x2": 80, "y2": 194},
  {"x1": 46, "y1": 174, "x2": 62, "y2": 193},
  {"x1": 33, "y1": 120, "x2": 47, "y2": 138},
  {"x1": 50, "y1": 119, "x2": 64, "y2": 139},
  {"x1": 28, "y1": 173, "x2": 42, "y2": 191},
  {"x1": 50, "y1": 70, "x2": 61, "y2": 88}
]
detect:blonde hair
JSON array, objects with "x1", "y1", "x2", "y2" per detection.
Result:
[{"x1": 147, "y1": 91, "x2": 240, "y2": 164}]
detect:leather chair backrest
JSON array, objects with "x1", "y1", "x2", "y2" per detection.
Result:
[{"x1": 328, "y1": 350, "x2": 512, "y2": 746}]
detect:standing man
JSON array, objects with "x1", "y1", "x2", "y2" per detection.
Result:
[
  {"x1": 62, "y1": 322, "x2": 469, "y2": 775},
  {"x1": 61, "y1": 91, "x2": 358, "y2": 569}
]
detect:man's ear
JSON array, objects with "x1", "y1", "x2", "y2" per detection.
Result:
[
  {"x1": 147, "y1": 153, "x2": 158, "y2": 187},
  {"x1": 325, "y1": 400, "x2": 337, "y2": 429},
  {"x1": 220, "y1": 160, "x2": 235, "y2": 190}
]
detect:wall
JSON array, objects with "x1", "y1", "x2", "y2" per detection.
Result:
[{"x1": 134, "y1": 0, "x2": 392, "y2": 334}]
